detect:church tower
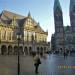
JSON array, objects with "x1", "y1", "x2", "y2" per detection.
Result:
[
  {"x1": 70, "y1": 0, "x2": 75, "y2": 32},
  {"x1": 53, "y1": 0, "x2": 64, "y2": 50},
  {"x1": 54, "y1": 0, "x2": 64, "y2": 33}
]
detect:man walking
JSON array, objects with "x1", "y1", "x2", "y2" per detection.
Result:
[{"x1": 33, "y1": 53, "x2": 41, "y2": 74}]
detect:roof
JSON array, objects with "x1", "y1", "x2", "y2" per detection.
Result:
[
  {"x1": 0, "y1": 10, "x2": 25, "y2": 20},
  {"x1": 0, "y1": 10, "x2": 26, "y2": 27},
  {"x1": 0, "y1": 10, "x2": 46, "y2": 33},
  {"x1": 54, "y1": 0, "x2": 62, "y2": 11}
]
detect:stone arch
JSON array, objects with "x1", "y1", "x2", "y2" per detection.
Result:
[
  {"x1": 1, "y1": 45, "x2": 7, "y2": 55},
  {"x1": 19, "y1": 46, "x2": 23, "y2": 55},
  {"x1": 24, "y1": 46, "x2": 28, "y2": 55},
  {"x1": 37, "y1": 47, "x2": 40, "y2": 53},
  {"x1": 29, "y1": 46, "x2": 32, "y2": 55},
  {"x1": 44, "y1": 47, "x2": 46, "y2": 53},
  {"x1": 40, "y1": 47, "x2": 43, "y2": 53},
  {"x1": 14, "y1": 46, "x2": 18, "y2": 55},
  {"x1": 8, "y1": 45, "x2": 13, "y2": 55}
]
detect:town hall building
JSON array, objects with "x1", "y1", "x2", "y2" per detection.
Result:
[{"x1": 0, "y1": 10, "x2": 50, "y2": 55}]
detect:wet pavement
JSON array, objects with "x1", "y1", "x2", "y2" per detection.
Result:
[{"x1": 0, "y1": 54, "x2": 75, "y2": 75}]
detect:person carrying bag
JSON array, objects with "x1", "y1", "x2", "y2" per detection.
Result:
[{"x1": 34, "y1": 53, "x2": 41, "y2": 74}]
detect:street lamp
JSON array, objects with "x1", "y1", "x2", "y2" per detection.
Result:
[
  {"x1": 32, "y1": 34, "x2": 35, "y2": 51},
  {"x1": 17, "y1": 32, "x2": 21, "y2": 75},
  {"x1": 0, "y1": 31, "x2": 1, "y2": 55},
  {"x1": 0, "y1": 39, "x2": 1, "y2": 55}
]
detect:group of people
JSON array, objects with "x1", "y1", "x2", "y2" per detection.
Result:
[
  {"x1": 33, "y1": 49, "x2": 70, "y2": 74},
  {"x1": 63, "y1": 49, "x2": 71, "y2": 59},
  {"x1": 33, "y1": 49, "x2": 71, "y2": 74}
]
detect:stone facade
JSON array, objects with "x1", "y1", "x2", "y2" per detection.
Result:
[
  {"x1": 0, "y1": 10, "x2": 50, "y2": 55},
  {"x1": 51, "y1": 0, "x2": 75, "y2": 51}
]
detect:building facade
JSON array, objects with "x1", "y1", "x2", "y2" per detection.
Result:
[
  {"x1": 51, "y1": 0, "x2": 75, "y2": 51},
  {"x1": 0, "y1": 10, "x2": 50, "y2": 55}
]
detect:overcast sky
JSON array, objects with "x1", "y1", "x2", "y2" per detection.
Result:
[{"x1": 0, "y1": 0, "x2": 70, "y2": 41}]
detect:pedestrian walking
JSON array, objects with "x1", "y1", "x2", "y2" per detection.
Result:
[
  {"x1": 33, "y1": 53, "x2": 41, "y2": 74},
  {"x1": 63, "y1": 49, "x2": 68, "y2": 59},
  {"x1": 63, "y1": 51, "x2": 66, "y2": 59}
]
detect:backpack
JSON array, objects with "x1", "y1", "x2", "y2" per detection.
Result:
[{"x1": 38, "y1": 58, "x2": 41, "y2": 64}]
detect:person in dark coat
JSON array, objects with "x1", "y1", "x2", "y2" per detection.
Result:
[{"x1": 33, "y1": 53, "x2": 41, "y2": 74}]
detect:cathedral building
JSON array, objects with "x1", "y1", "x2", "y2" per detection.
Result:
[
  {"x1": 51, "y1": 0, "x2": 75, "y2": 51},
  {"x1": 0, "y1": 10, "x2": 50, "y2": 55}
]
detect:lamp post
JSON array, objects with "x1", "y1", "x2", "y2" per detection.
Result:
[
  {"x1": 32, "y1": 34, "x2": 35, "y2": 51},
  {"x1": 17, "y1": 33, "x2": 21, "y2": 75},
  {"x1": 0, "y1": 32, "x2": 1, "y2": 55},
  {"x1": 0, "y1": 39, "x2": 2, "y2": 54}
]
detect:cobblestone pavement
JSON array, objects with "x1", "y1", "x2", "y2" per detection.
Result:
[{"x1": 0, "y1": 54, "x2": 75, "y2": 75}]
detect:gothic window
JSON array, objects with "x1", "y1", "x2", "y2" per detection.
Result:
[
  {"x1": 9, "y1": 32, "x2": 12, "y2": 40},
  {"x1": 31, "y1": 34, "x2": 34, "y2": 42},
  {"x1": 31, "y1": 32, "x2": 35, "y2": 41},
  {"x1": 7, "y1": 32, "x2": 11, "y2": 40}
]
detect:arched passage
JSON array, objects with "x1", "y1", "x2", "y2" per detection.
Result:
[
  {"x1": 14, "y1": 46, "x2": 18, "y2": 55},
  {"x1": 1, "y1": 45, "x2": 7, "y2": 55},
  {"x1": 37, "y1": 47, "x2": 40, "y2": 53},
  {"x1": 8, "y1": 45, "x2": 13, "y2": 55},
  {"x1": 40, "y1": 47, "x2": 43, "y2": 53},
  {"x1": 29, "y1": 46, "x2": 32, "y2": 55},
  {"x1": 19, "y1": 46, "x2": 23, "y2": 55},
  {"x1": 24, "y1": 47, "x2": 28, "y2": 55},
  {"x1": 44, "y1": 47, "x2": 46, "y2": 53}
]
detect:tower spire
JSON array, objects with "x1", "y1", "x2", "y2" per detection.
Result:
[
  {"x1": 54, "y1": 0, "x2": 61, "y2": 11},
  {"x1": 53, "y1": 0, "x2": 64, "y2": 34},
  {"x1": 70, "y1": 0, "x2": 75, "y2": 12},
  {"x1": 70, "y1": 0, "x2": 75, "y2": 32},
  {"x1": 28, "y1": 11, "x2": 31, "y2": 18}
]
